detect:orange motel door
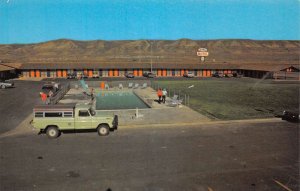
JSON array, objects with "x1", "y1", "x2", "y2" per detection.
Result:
[
  {"x1": 108, "y1": 70, "x2": 113, "y2": 77},
  {"x1": 62, "y1": 70, "x2": 67, "y2": 77},
  {"x1": 138, "y1": 69, "x2": 143, "y2": 76},
  {"x1": 157, "y1": 69, "x2": 162, "y2": 76},
  {"x1": 114, "y1": 69, "x2": 119, "y2": 76},
  {"x1": 57, "y1": 70, "x2": 62, "y2": 77},
  {"x1": 180, "y1": 69, "x2": 185, "y2": 76},
  {"x1": 35, "y1": 70, "x2": 40, "y2": 77},
  {"x1": 30, "y1": 70, "x2": 35, "y2": 77},
  {"x1": 84, "y1": 69, "x2": 88, "y2": 76},
  {"x1": 162, "y1": 69, "x2": 167, "y2": 76},
  {"x1": 207, "y1": 70, "x2": 211, "y2": 77},
  {"x1": 88, "y1": 70, "x2": 93, "y2": 77}
]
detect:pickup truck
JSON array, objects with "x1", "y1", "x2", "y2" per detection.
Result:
[
  {"x1": 31, "y1": 103, "x2": 118, "y2": 138},
  {"x1": 183, "y1": 71, "x2": 194, "y2": 78},
  {"x1": 0, "y1": 79, "x2": 14, "y2": 89},
  {"x1": 143, "y1": 72, "x2": 156, "y2": 78}
]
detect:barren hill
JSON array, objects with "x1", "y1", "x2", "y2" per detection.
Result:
[{"x1": 0, "y1": 39, "x2": 299, "y2": 66}]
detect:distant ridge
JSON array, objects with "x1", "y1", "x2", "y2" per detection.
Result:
[{"x1": 0, "y1": 39, "x2": 299, "y2": 65}]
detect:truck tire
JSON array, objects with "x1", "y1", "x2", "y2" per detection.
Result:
[
  {"x1": 46, "y1": 126, "x2": 60, "y2": 139},
  {"x1": 97, "y1": 124, "x2": 109, "y2": 136}
]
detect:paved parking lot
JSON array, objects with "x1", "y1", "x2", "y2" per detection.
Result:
[
  {"x1": 0, "y1": 80, "x2": 44, "y2": 134},
  {"x1": 0, "y1": 79, "x2": 299, "y2": 191},
  {"x1": 0, "y1": 120, "x2": 299, "y2": 191}
]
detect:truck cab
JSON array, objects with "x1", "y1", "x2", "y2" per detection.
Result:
[{"x1": 31, "y1": 103, "x2": 118, "y2": 138}]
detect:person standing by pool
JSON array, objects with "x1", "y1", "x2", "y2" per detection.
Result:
[
  {"x1": 162, "y1": 88, "x2": 167, "y2": 104},
  {"x1": 157, "y1": 88, "x2": 163, "y2": 104}
]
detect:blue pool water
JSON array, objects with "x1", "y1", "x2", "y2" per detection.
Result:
[{"x1": 96, "y1": 91, "x2": 149, "y2": 110}]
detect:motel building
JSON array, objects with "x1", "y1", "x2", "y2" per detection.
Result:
[
  {"x1": 0, "y1": 62, "x2": 299, "y2": 80},
  {"x1": 17, "y1": 62, "x2": 299, "y2": 80},
  {"x1": 19, "y1": 62, "x2": 239, "y2": 78}
]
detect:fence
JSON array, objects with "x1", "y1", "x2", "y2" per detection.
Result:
[
  {"x1": 273, "y1": 72, "x2": 300, "y2": 80},
  {"x1": 150, "y1": 81, "x2": 191, "y2": 107},
  {"x1": 49, "y1": 82, "x2": 70, "y2": 105},
  {"x1": 70, "y1": 80, "x2": 151, "y2": 89}
]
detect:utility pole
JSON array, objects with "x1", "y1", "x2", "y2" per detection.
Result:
[{"x1": 150, "y1": 41, "x2": 153, "y2": 73}]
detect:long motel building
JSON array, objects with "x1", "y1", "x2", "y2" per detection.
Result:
[
  {"x1": 18, "y1": 62, "x2": 277, "y2": 78},
  {"x1": 0, "y1": 62, "x2": 298, "y2": 80}
]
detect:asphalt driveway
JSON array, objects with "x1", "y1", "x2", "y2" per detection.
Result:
[
  {"x1": 0, "y1": 120, "x2": 299, "y2": 191},
  {"x1": 0, "y1": 80, "x2": 44, "y2": 134}
]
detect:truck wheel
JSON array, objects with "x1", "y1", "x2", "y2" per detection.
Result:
[
  {"x1": 46, "y1": 126, "x2": 60, "y2": 139},
  {"x1": 97, "y1": 124, "x2": 109, "y2": 136},
  {"x1": 1, "y1": 85, "x2": 5, "y2": 89}
]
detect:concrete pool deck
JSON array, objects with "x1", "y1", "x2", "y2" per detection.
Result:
[{"x1": 58, "y1": 87, "x2": 211, "y2": 126}]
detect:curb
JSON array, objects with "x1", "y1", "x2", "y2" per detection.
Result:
[{"x1": 118, "y1": 117, "x2": 284, "y2": 129}]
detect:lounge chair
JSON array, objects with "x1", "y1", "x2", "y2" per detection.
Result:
[
  {"x1": 119, "y1": 83, "x2": 123, "y2": 89},
  {"x1": 79, "y1": 79, "x2": 89, "y2": 91},
  {"x1": 128, "y1": 83, "x2": 133, "y2": 88},
  {"x1": 141, "y1": 83, "x2": 147, "y2": 89},
  {"x1": 105, "y1": 84, "x2": 109, "y2": 90},
  {"x1": 133, "y1": 83, "x2": 139, "y2": 89},
  {"x1": 167, "y1": 94, "x2": 183, "y2": 107}
]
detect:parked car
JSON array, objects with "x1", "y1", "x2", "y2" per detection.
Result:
[
  {"x1": 0, "y1": 79, "x2": 14, "y2": 89},
  {"x1": 212, "y1": 72, "x2": 224, "y2": 78},
  {"x1": 76, "y1": 72, "x2": 88, "y2": 79},
  {"x1": 232, "y1": 72, "x2": 243, "y2": 78},
  {"x1": 143, "y1": 72, "x2": 156, "y2": 78},
  {"x1": 92, "y1": 72, "x2": 100, "y2": 78},
  {"x1": 281, "y1": 111, "x2": 299, "y2": 123},
  {"x1": 183, "y1": 71, "x2": 194, "y2": 78},
  {"x1": 31, "y1": 103, "x2": 118, "y2": 138},
  {"x1": 224, "y1": 73, "x2": 233, "y2": 78},
  {"x1": 125, "y1": 73, "x2": 135, "y2": 78},
  {"x1": 67, "y1": 73, "x2": 76, "y2": 79}
]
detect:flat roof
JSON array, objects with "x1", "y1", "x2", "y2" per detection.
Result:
[
  {"x1": 0, "y1": 64, "x2": 15, "y2": 72},
  {"x1": 18, "y1": 62, "x2": 299, "y2": 72}
]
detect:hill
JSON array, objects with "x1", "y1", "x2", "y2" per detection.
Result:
[{"x1": 0, "y1": 39, "x2": 299, "y2": 66}]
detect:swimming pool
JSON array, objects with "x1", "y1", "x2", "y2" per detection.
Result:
[{"x1": 95, "y1": 91, "x2": 150, "y2": 110}]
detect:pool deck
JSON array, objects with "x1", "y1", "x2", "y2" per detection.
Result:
[{"x1": 59, "y1": 87, "x2": 211, "y2": 127}]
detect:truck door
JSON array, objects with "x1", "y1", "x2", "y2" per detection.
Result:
[{"x1": 75, "y1": 110, "x2": 92, "y2": 129}]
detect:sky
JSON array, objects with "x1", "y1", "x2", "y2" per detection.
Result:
[{"x1": 0, "y1": 0, "x2": 299, "y2": 44}]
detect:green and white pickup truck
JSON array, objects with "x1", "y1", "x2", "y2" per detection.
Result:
[{"x1": 31, "y1": 103, "x2": 118, "y2": 138}]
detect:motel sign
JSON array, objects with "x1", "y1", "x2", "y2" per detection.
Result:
[{"x1": 197, "y1": 48, "x2": 209, "y2": 62}]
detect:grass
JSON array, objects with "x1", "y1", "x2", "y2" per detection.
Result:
[{"x1": 152, "y1": 78, "x2": 299, "y2": 120}]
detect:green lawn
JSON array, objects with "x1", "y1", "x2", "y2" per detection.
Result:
[{"x1": 152, "y1": 78, "x2": 299, "y2": 120}]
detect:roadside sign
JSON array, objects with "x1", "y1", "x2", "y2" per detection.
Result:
[
  {"x1": 197, "y1": 51, "x2": 209, "y2": 57},
  {"x1": 198, "y1": 48, "x2": 207, "y2": 52}
]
